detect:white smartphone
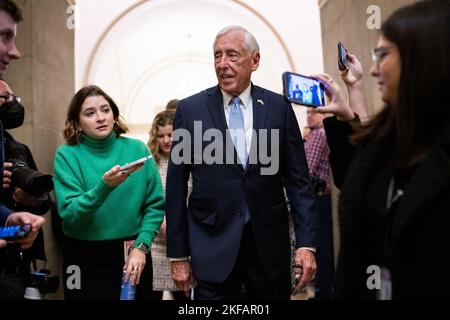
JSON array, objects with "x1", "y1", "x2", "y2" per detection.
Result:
[{"x1": 120, "y1": 155, "x2": 153, "y2": 171}]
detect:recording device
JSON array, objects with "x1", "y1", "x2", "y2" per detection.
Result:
[
  {"x1": 0, "y1": 224, "x2": 31, "y2": 240},
  {"x1": 6, "y1": 142, "x2": 54, "y2": 198},
  {"x1": 120, "y1": 155, "x2": 153, "y2": 171},
  {"x1": 338, "y1": 42, "x2": 349, "y2": 71},
  {"x1": 282, "y1": 72, "x2": 326, "y2": 108},
  {"x1": 23, "y1": 270, "x2": 59, "y2": 300},
  {"x1": 120, "y1": 271, "x2": 136, "y2": 300}
]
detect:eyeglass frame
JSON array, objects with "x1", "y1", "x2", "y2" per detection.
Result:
[
  {"x1": 0, "y1": 93, "x2": 21, "y2": 103},
  {"x1": 371, "y1": 46, "x2": 395, "y2": 66}
]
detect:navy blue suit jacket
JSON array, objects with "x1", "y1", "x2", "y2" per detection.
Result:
[{"x1": 166, "y1": 85, "x2": 319, "y2": 283}]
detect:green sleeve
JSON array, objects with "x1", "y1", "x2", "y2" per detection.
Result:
[
  {"x1": 134, "y1": 158, "x2": 165, "y2": 247},
  {"x1": 53, "y1": 149, "x2": 114, "y2": 228}
]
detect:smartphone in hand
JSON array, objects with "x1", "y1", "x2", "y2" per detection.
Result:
[
  {"x1": 120, "y1": 155, "x2": 153, "y2": 171},
  {"x1": 282, "y1": 72, "x2": 326, "y2": 108},
  {"x1": 338, "y1": 42, "x2": 349, "y2": 71},
  {"x1": 0, "y1": 224, "x2": 32, "y2": 241}
]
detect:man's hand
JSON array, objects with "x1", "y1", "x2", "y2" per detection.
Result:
[
  {"x1": 13, "y1": 188, "x2": 41, "y2": 207},
  {"x1": 5, "y1": 211, "x2": 45, "y2": 250},
  {"x1": 171, "y1": 260, "x2": 195, "y2": 297},
  {"x1": 0, "y1": 239, "x2": 7, "y2": 249},
  {"x1": 294, "y1": 248, "x2": 317, "y2": 291},
  {"x1": 3, "y1": 162, "x2": 13, "y2": 189}
]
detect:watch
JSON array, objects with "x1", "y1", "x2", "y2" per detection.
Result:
[{"x1": 134, "y1": 242, "x2": 150, "y2": 254}]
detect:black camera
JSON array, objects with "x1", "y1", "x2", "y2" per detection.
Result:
[
  {"x1": 24, "y1": 270, "x2": 59, "y2": 295},
  {"x1": 8, "y1": 159, "x2": 54, "y2": 198}
]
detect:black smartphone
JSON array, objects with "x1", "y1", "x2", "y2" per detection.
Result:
[
  {"x1": 282, "y1": 71, "x2": 326, "y2": 108},
  {"x1": 338, "y1": 42, "x2": 349, "y2": 71},
  {"x1": 0, "y1": 224, "x2": 32, "y2": 240}
]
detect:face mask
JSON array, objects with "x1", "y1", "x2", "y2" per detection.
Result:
[{"x1": 0, "y1": 99, "x2": 25, "y2": 129}]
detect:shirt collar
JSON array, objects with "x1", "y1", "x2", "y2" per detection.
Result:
[{"x1": 222, "y1": 84, "x2": 252, "y2": 111}]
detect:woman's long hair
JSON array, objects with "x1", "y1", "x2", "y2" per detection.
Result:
[
  {"x1": 64, "y1": 85, "x2": 129, "y2": 145},
  {"x1": 353, "y1": 0, "x2": 450, "y2": 171},
  {"x1": 147, "y1": 110, "x2": 175, "y2": 165}
]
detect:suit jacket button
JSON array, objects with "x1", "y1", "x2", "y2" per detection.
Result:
[{"x1": 237, "y1": 212, "x2": 242, "y2": 216}]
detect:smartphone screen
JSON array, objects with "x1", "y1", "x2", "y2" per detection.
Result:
[
  {"x1": 282, "y1": 72, "x2": 326, "y2": 107},
  {"x1": 0, "y1": 224, "x2": 31, "y2": 240}
]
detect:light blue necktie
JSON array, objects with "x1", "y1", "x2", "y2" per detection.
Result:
[{"x1": 229, "y1": 96, "x2": 247, "y2": 167}]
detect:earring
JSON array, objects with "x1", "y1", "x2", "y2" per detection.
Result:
[{"x1": 76, "y1": 128, "x2": 83, "y2": 137}]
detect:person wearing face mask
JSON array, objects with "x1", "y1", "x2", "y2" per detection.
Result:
[
  {"x1": 0, "y1": 79, "x2": 52, "y2": 299},
  {"x1": 313, "y1": 0, "x2": 450, "y2": 299},
  {"x1": 0, "y1": 0, "x2": 47, "y2": 299}
]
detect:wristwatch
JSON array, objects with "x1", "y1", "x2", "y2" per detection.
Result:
[{"x1": 134, "y1": 242, "x2": 150, "y2": 254}]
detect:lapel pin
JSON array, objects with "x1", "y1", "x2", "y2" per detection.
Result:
[{"x1": 257, "y1": 99, "x2": 264, "y2": 106}]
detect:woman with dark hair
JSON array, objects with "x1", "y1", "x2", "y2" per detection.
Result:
[
  {"x1": 314, "y1": 0, "x2": 450, "y2": 299},
  {"x1": 147, "y1": 110, "x2": 191, "y2": 300},
  {"x1": 53, "y1": 85, "x2": 164, "y2": 300}
]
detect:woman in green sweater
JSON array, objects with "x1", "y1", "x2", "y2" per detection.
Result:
[{"x1": 53, "y1": 85, "x2": 164, "y2": 300}]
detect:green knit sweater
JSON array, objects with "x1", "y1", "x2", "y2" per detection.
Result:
[{"x1": 53, "y1": 133, "x2": 164, "y2": 247}]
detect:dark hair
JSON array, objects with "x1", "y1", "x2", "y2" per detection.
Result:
[
  {"x1": 354, "y1": 0, "x2": 450, "y2": 171},
  {"x1": 0, "y1": 0, "x2": 23, "y2": 23},
  {"x1": 147, "y1": 110, "x2": 175, "y2": 165},
  {"x1": 64, "y1": 85, "x2": 129, "y2": 145}
]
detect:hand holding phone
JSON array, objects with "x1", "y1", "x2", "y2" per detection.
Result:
[
  {"x1": 338, "y1": 42, "x2": 349, "y2": 71},
  {"x1": 120, "y1": 155, "x2": 153, "y2": 171},
  {"x1": 282, "y1": 72, "x2": 326, "y2": 107},
  {"x1": 0, "y1": 224, "x2": 32, "y2": 241}
]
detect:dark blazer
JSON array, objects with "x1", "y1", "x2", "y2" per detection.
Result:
[
  {"x1": 166, "y1": 84, "x2": 318, "y2": 284},
  {"x1": 325, "y1": 116, "x2": 450, "y2": 299},
  {"x1": 0, "y1": 204, "x2": 12, "y2": 225}
]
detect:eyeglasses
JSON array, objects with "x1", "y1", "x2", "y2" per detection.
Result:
[
  {"x1": 0, "y1": 93, "x2": 20, "y2": 103},
  {"x1": 371, "y1": 46, "x2": 395, "y2": 66}
]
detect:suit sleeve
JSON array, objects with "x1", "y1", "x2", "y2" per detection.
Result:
[
  {"x1": 283, "y1": 101, "x2": 319, "y2": 248},
  {"x1": 166, "y1": 101, "x2": 192, "y2": 258},
  {"x1": 0, "y1": 202, "x2": 13, "y2": 225}
]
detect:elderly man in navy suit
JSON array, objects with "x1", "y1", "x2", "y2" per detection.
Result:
[{"x1": 166, "y1": 25, "x2": 319, "y2": 300}]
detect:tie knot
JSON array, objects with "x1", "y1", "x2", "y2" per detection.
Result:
[{"x1": 230, "y1": 96, "x2": 241, "y2": 107}]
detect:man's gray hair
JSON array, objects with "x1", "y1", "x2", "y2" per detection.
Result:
[{"x1": 215, "y1": 25, "x2": 260, "y2": 53}]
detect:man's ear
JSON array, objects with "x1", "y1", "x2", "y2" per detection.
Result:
[{"x1": 252, "y1": 52, "x2": 260, "y2": 72}]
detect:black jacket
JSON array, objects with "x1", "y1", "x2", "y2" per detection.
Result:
[{"x1": 324, "y1": 116, "x2": 450, "y2": 299}]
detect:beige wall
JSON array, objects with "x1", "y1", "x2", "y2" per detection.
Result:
[
  {"x1": 319, "y1": 0, "x2": 417, "y2": 267},
  {"x1": 4, "y1": 0, "x2": 74, "y2": 299}
]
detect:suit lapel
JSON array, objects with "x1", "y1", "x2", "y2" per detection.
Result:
[
  {"x1": 246, "y1": 85, "x2": 268, "y2": 173},
  {"x1": 206, "y1": 86, "x2": 243, "y2": 173},
  {"x1": 206, "y1": 86, "x2": 227, "y2": 136}
]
